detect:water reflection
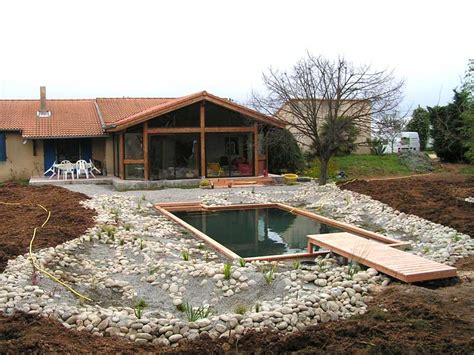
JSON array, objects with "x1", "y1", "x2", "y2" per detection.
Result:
[{"x1": 174, "y1": 208, "x2": 341, "y2": 258}]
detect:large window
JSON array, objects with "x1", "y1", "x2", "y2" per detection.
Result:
[
  {"x1": 205, "y1": 132, "x2": 254, "y2": 177},
  {"x1": 149, "y1": 134, "x2": 200, "y2": 180},
  {"x1": 148, "y1": 103, "x2": 200, "y2": 128},
  {"x1": 205, "y1": 102, "x2": 253, "y2": 127},
  {"x1": 124, "y1": 132, "x2": 143, "y2": 159},
  {"x1": 125, "y1": 164, "x2": 145, "y2": 180}
]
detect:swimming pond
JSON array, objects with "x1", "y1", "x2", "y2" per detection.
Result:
[{"x1": 173, "y1": 207, "x2": 342, "y2": 258}]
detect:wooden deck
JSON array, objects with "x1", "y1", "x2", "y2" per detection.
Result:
[
  {"x1": 307, "y1": 232, "x2": 457, "y2": 283},
  {"x1": 210, "y1": 177, "x2": 273, "y2": 188}
]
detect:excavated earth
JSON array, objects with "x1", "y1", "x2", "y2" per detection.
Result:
[
  {"x1": 0, "y1": 178, "x2": 473, "y2": 354},
  {"x1": 340, "y1": 173, "x2": 474, "y2": 236}
]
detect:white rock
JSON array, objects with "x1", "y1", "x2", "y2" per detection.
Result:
[
  {"x1": 173, "y1": 299, "x2": 183, "y2": 306},
  {"x1": 169, "y1": 334, "x2": 183, "y2": 343},
  {"x1": 215, "y1": 323, "x2": 227, "y2": 333}
]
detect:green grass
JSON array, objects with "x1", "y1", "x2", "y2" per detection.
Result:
[
  {"x1": 336, "y1": 154, "x2": 412, "y2": 177},
  {"x1": 305, "y1": 154, "x2": 414, "y2": 180},
  {"x1": 459, "y1": 165, "x2": 474, "y2": 174}
]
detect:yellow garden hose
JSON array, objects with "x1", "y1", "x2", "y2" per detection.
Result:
[{"x1": 0, "y1": 201, "x2": 92, "y2": 302}]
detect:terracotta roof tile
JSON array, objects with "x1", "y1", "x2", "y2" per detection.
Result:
[
  {"x1": 0, "y1": 99, "x2": 104, "y2": 138},
  {"x1": 0, "y1": 92, "x2": 284, "y2": 138},
  {"x1": 96, "y1": 97, "x2": 175, "y2": 125}
]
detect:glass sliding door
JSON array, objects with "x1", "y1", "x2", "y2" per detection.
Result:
[
  {"x1": 149, "y1": 134, "x2": 200, "y2": 180},
  {"x1": 205, "y1": 132, "x2": 254, "y2": 177}
]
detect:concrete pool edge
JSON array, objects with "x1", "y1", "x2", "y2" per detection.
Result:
[{"x1": 154, "y1": 202, "x2": 410, "y2": 261}]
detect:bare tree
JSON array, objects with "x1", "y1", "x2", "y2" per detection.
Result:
[
  {"x1": 373, "y1": 112, "x2": 410, "y2": 152},
  {"x1": 251, "y1": 53, "x2": 404, "y2": 184}
]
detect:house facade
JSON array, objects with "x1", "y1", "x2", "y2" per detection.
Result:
[
  {"x1": 0, "y1": 88, "x2": 284, "y2": 182},
  {"x1": 276, "y1": 99, "x2": 371, "y2": 154}
]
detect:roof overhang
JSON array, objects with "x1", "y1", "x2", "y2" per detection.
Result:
[
  {"x1": 106, "y1": 91, "x2": 286, "y2": 132},
  {"x1": 23, "y1": 134, "x2": 109, "y2": 140}
]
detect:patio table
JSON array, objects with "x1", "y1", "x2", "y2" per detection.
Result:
[{"x1": 54, "y1": 162, "x2": 76, "y2": 180}]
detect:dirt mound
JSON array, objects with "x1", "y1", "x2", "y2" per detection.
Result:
[
  {"x1": 174, "y1": 267, "x2": 474, "y2": 354},
  {"x1": 0, "y1": 183, "x2": 96, "y2": 272},
  {"x1": 340, "y1": 174, "x2": 474, "y2": 236},
  {"x1": 0, "y1": 312, "x2": 159, "y2": 354},
  {"x1": 398, "y1": 151, "x2": 435, "y2": 172},
  {"x1": 1, "y1": 272, "x2": 472, "y2": 354}
]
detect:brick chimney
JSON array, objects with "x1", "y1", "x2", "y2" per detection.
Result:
[{"x1": 37, "y1": 86, "x2": 51, "y2": 118}]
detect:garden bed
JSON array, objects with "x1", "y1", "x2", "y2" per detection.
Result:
[
  {"x1": 340, "y1": 173, "x2": 474, "y2": 236},
  {"x1": 0, "y1": 183, "x2": 96, "y2": 272},
  {"x1": 0, "y1": 180, "x2": 472, "y2": 353}
]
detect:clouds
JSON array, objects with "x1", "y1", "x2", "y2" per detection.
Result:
[{"x1": 0, "y1": 0, "x2": 472, "y2": 111}]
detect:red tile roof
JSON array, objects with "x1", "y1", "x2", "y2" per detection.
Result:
[
  {"x1": 96, "y1": 97, "x2": 175, "y2": 125},
  {"x1": 0, "y1": 92, "x2": 284, "y2": 138},
  {"x1": 0, "y1": 99, "x2": 104, "y2": 138}
]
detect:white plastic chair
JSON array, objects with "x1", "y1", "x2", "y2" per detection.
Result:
[
  {"x1": 88, "y1": 159, "x2": 101, "y2": 178},
  {"x1": 43, "y1": 161, "x2": 57, "y2": 179},
  {"x1": 76, "y1": 159, "x2": 89, "y2": 179},
  {"x1": 60, "y1": 160, "x2": 75, "y2": 180}
]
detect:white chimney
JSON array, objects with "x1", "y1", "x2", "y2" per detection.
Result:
[{"x1": 37, "y1": 86, "x2": 51, "y2": 118}]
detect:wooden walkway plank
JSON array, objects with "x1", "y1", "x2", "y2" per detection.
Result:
[{"x1": 307, "y1": 232, "x2": 457, "y2": 283}]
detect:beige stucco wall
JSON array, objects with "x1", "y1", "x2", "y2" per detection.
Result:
[
  {"x1": 277, "y1": 100, "x2": 372, "y2": 155},
  {"x1": 91, "y1": 137, "x2": 114, "y2": 176},
  {"x1": 0, "y1": 133, "x2": 44, "y2": 181},
  {"x1": 104, "y1": 137, "x2": 114, "y2": 176}
]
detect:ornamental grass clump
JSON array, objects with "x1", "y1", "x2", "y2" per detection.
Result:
[
  {"x1": 234, "y1": 304, "x2": 247, "y2": 315},
  {"x1": 181, "y1": 249, "x2": 190, "y2": 261},
  {"x1": 292, "y1": 260, "x2": 301, "y2": 270},
  {"x1": 134, "y1": 299, "x2": 147, "y2": 319},
  {"x1": 223, "y1": 262, "x2": 232, "y2": 280},
  {"x1": 347, "y1": 262, "x2": 361, "y2": 279},
  {"x1": 182, "y1": 302, "x2": 211, "y2": 322},
  {"x1": 263, "y1": 269, "x2": 275, "y2": 285}
]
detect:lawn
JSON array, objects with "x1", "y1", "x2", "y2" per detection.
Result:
[
  {"x1": 460, "y1": 165, "x2": 474, "y2": 175},
  {"x1": 304, "y1": 153, "x2": 431, "y2": 180}
]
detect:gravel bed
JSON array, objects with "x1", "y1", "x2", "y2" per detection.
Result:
[{"x1": 0, "y1": 183, "x2": 471, "y2": 346}]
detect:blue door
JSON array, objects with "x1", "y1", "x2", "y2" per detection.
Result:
[
  {"x1": 80, "y1": 138, "x2": 92, "y2": 161},
  {"x1": 43, "y1": 140, "x2": 56, "y2": 175}
]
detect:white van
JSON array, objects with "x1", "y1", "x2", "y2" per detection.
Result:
[{"x1": 397, "y1": 132, "x2": 420, "y2": 152}]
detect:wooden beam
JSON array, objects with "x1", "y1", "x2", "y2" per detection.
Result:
[
  {"x1": 119, "y1": 133, "x2": 124, "y2": 179},
  {"x1": 154, "y1": 205, "x2": 240, "y2": 260},
  {"x1": 147, "y1": 127, "x2": 201, "y2": 134},
  {"x1": 204, "y1": 127, "x2": 254, "y2": 133},
  {"x1": 265, "y1": 129, "x2": 269, "y2": 173},
  {"x1": 143, "y1": 122, "x2": 149, "y2": 180},
  {"x1": 123, "y1": 159, "x2": 145, "y2": 164},
  {"x1": 200, "y1": 102, "x2": 206, "y2": 177},
  {"x1": 253, "y1": 123, "x2": 258, "y2": 176},
  {"x1": 275, "y1": 203, "x2": 410, "y2": 248},
  {"x1": 107, "y1": 92, "x2": 286, "y2": 132}
]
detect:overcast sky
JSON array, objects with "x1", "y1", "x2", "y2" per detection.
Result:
[{"x1": 0, "y1": 0, "x2": 472, "y2": 114}]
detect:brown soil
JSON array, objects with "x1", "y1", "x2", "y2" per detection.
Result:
[
  {"x1": 0, "y1": 312, "x2": 160, "y2": 354},
  {"x1": 0, "y1": 183, "x2": 96, "y2": 273},
  {"x1": 2, "y1": 266, "x2": 472, "y2": 354},
  {"x1": 340, "y1": 173, "x2": 474, "y2": 236},
  {"x1": 0, "y1": 182, "x2": 473, "y2": 354}
]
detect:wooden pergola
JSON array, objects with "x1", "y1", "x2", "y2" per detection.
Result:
[{"x1": 106, "y1": 91, "x2": 285, "y2": 180}]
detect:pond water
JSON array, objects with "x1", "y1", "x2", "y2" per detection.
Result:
[{"x1": 173, "y1": 207, "x2": 342, "y2": 258}]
